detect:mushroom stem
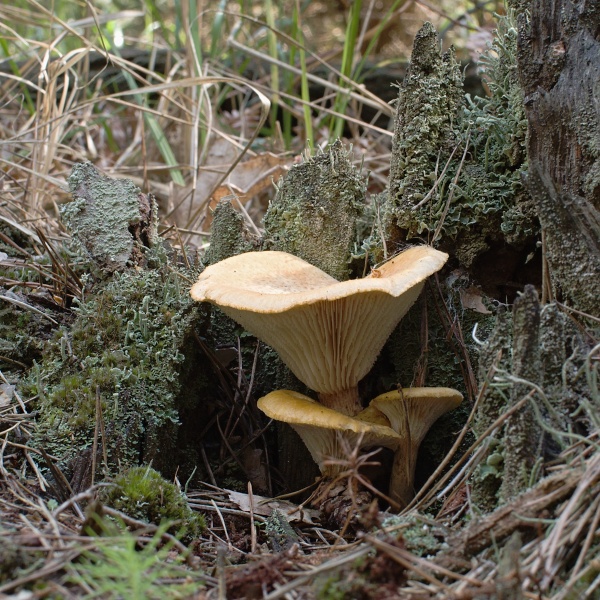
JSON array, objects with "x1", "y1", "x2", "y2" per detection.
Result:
[
  {"x1": 389, "y1": 443, "x2": 418, "y2": 508},
  {"x1": 318, "y1": 387, "x2": 362, "y2": 416}
]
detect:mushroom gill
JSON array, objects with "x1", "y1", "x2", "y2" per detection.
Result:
[
  {"x1": 369, "y1": 387, "x2": 463, "y2": 507},
  {"x1": 191, "y1": 246, "x2": 448, "y2": 416}
]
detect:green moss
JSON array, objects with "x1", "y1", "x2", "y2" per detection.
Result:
[
  {"x1": 101, "y1": 465, "x2": 205, "y2": 540},
  {"x1": 263, "y1": 140, "x2": 366, "y2": 281}
]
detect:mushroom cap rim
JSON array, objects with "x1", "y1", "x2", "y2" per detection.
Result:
[{"x1": 190, "y1": 247, "x2": 449, "y2": 314}]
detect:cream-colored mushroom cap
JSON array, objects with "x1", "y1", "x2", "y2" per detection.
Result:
[
  {"x1": 191, "y1": 247, "x2": 448, "y2": 415},
  {"x1": 369, "y1": 387, "x2": 463, "y2": 507},
  {"x1": 257, "y1": 390, "x2": 401, "y2": 477}
]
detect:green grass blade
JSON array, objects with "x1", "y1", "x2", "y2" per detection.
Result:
[
  {"x1": 264, "y1": 0, "x2": 280, "y2": 135},
  {"x1": 119, "y1": 66, "x2": 185, "y2": 186},
  {"x1": 0, "y1": 37, "x2": 36, "y2": 115},
  {"x1": 331, "y1": 0, "x2": 362, "y2": 139},
  {"x1": 294, "y1": 1, "x2": 313, "y2": 152},
  {"x1": 209, "y1": 0, "x2": 228, "y2": 59}
]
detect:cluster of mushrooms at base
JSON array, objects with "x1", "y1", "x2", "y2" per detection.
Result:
[{"x1": 191, "y1": 246, "x2": 463, "y2": 509}]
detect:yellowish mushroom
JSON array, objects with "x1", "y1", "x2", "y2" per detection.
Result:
[
  {"x1": 191, "y1": 246, "x2": 448, "y2": 416},
  {"x1": 369, "y1": 387, "x2": 463, "y2": 507},
  {"x1": 257, "y1": 390, "x2": 401, "y2": 478}
]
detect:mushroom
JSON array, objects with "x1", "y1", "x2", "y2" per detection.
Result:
[
  {"x1": 191, "y1": 246, "x2": 448, "y2": 416},
  {"x1": 257, "y1": 390, "x2": 401, "y2": 478},
  {"x1": 369, "y1": 387, "x2": 463, "y2": 507}
]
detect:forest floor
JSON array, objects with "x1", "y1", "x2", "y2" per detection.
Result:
[{"x1": 1, "y1": 1, "x2": 599, "y2": 598}]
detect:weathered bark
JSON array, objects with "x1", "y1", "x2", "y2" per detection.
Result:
[
  {"x1": 471, "y1": 310, "x2": 513, "y2": 511},
  {"x1": 516, "y1": 0, "x2": 600, "y2": 314},
  {"x1": 501, "y1": 285, "x2": 542, "y2": 501}
]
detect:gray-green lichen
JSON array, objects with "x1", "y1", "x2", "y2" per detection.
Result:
[
  {"x1": 381, "y1": 513, "x2": 447, "y2": 558},
  {"x1": 28, "y1": 246, "x2": 206, "y2": 486},
  {"x1": 386, "y1": 17, "x2": 535, "y2": 267},
  {"x1": 263, "y1": 140, "x2": 366, "y2": 280},
  {"x1": 63, "y1": 162, "x2": 157, "y2": 273},
  {"x1": 265, "y1": 510, "x2": 300, "y2": 552}
]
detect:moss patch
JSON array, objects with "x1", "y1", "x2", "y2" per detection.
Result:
[{"x1": 101, "y1": 465, "x2": 205, "y2": 540}]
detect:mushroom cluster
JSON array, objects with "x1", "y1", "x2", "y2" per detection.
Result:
[{"x1": 191, "y1": 246, "x2": 463, "y2": 506}]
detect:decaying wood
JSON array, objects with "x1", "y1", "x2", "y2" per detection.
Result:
[
  {"x1": 516, "y1": 0, "x2": 600, "y2": 314},
  {"x1": 439, "y1": 467, "x2": 582, "y2": 571},
  {"x1": 501, "y1": 285, "x2": 542, "y2": 501}
]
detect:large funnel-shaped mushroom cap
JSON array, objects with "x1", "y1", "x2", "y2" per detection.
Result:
[
  {"x1": 192, "y1": 247, "x2": 447, "y2": 414},
  {"x1": 369, "y1": 387, "x2": 463, "y2": 507},
  {"x1": 257, "y1": 390, "x2": 401, "y2": 477}
]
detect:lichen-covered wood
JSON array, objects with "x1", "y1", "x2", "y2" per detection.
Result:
[
  {"x1": 27, "y1": 168, "x2": 209, "y2": 490},
  {"x1": 263, "y1": 140, "x2": 366, "y2": 281},
  {"x1": 386, "y1": 18, "x2": 537, "y2": 293},
  {"x1": 64, "y1": 162, "x2": 158, "y2": 273},
  {"x1": 501, "y1": 285, "x2": 542, "y2": 501}
]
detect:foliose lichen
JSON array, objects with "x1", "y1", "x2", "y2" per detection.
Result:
[
  {"x1": 63, "y1": 162, "x2": 156, "y2": 273},
  {"x1": 386, "y1": 16, "x2": 536, "y2": 268},
  {"x1": 28, "y1": 245, "x2": 205, "y2": 483}
]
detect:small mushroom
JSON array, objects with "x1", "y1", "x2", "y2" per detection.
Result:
[
  {"x1": 355, "y1": 404, "x2": 392, "y2": 428},
  {"x1": 369, "y1": 387, "x2": 463, "y2": 507},
  {"x1": 257, "y1": 390, "x2": 401, "y2": 478},
  {"x1": 191, "y1": 246, "x2": 447, "y2": 416}
]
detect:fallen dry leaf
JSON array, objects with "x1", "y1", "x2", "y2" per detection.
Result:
[
  {"x1": 226, "y1": 489, "x2": 320, "y2": 525},
  {"x1": 459, "y1": 286, "x2": 492, "y2": 314}
]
